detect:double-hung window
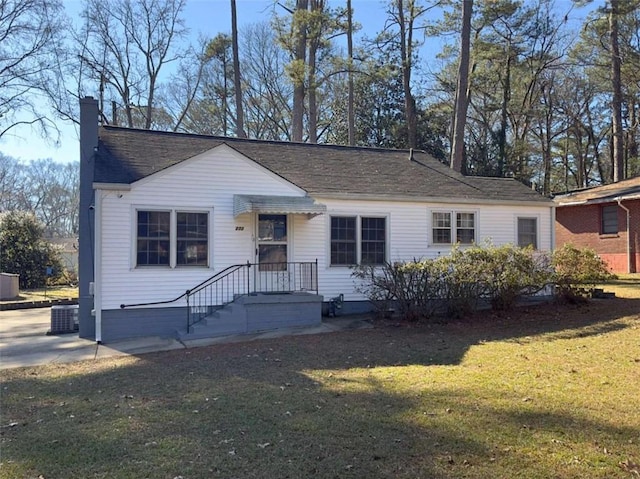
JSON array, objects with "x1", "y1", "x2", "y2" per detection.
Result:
[
  {"x1": 431, "y1": 211, "x2": 476, "y2": 245},
  {"x1": 136, "y1": 209, "x2": 209, "y2": 267},
  {"x1": 601, "y1": 205, "x2": 618, "y2": 234},
  {"x1": 517, "y1": 217, "x2": 537, "y2": 248},
  {"x1": 137, "y1": 211, "x2": 171, "y2": 266},
  {"x1": 330, "y1": 216, "x2": 386, "y2": 266},
  {"x1": 177, "y1": 212, "x2": 209, "y2": 266}
]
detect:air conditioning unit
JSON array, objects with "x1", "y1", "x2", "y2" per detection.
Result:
[{"x1": 50, "y1": 305, "x2": 79, "y2": 334}]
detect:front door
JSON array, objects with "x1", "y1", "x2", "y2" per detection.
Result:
[{"x1": 255, "y1": 214, "x2": 289, "y2": 292}]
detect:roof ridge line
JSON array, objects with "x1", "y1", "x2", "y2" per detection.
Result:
[{"x1": 100, "y1": 124, "x2": 432, "y2": 155}]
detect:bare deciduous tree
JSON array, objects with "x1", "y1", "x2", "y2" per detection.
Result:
[
  {"x1": 0, "y1": 0, "x2": 67, "y2": 139},
  {"x1": 0, "y1": 155, "x2": 79, "y2": 237},
  {"x1": 76, "y1": 0, "x2": 188, "y2": 129}
]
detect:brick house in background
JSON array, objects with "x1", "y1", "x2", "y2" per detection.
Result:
[{"x1": 553, "y1": 176, "x2": 640, "y2": 274}]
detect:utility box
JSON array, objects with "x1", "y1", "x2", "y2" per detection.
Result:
[
  {"x1": 50, "y1": 305, "x2": 79, "y2": 334},
  {"x1": 0, "y1": 273, "x2": 19, "y2": 300}
]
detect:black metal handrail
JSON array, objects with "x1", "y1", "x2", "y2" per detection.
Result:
[
  {"x1": 121, "y1": 260, "x2": 318, "y2": 334},
  {"x1": 119, "y1": 263, "x2": 250, "y2": 310},
  {"x1": 186, "y1": 262, "x2": 251, "y2": 331}
]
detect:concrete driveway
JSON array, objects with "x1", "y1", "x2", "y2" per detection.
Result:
[
  {"x1": 0, "y1": 308, "x2": 99, "y2": 369},
  {"x1": 0, "y1": 308, "x2": 373, "y2": 370}
]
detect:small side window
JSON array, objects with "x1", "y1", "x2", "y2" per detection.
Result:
[
  {"x1": 517, "y1": 217, "x2": 537, "y2": 248},
  {"x1": 601, "y1": 205, "x2": 618, "y2": 234}
]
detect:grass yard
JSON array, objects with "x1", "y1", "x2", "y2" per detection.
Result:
[
  {"x1": 1, "y1": 283, "x2": 639, "y2": 478},
  {"x1": 0, "y1": 285, "x2": 78, "y2": 304},
  {"x1": 602, "y1": 274, "x2": 640, "y2": 298}
]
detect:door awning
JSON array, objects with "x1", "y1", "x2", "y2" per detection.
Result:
[{"x1": 233, "y1": 195, "x2": 327, "y2": 217}]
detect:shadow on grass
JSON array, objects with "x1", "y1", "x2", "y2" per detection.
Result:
[
  {"x1": 1, "y1": 297, "x2": 638, "y2": 478},
  {"x1": 2, "y1": 367, "x2": 637, "y2": 478}
]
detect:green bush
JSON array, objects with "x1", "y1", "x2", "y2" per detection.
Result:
[
  {"x1": 552, "y1": 244, "x2": 615, "y2": 301},
  {"x1": 353, "y1": 260, "x2": 442, "y2": 320},
  {"x1": 466, "y1": 242, "x2": 552, "y2": 310},
  {"x1": 352, "y1": 243, "x2": 553, "y2": 321},
  {"x1": 434, "y1": 248, "x2": 484, "y2": 318},
  {"x1": 0, "y1": 211, "x2": 63, "y2": 289}
]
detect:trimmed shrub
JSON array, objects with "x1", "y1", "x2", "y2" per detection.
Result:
[
  {"x1": 352, "y1": 243, "x2": 553, "y2": 321},
  {"x1": 552, "y1": 244, "x2": 615, "y2": 301},
  {"x1": 352, "y1": 260, "x2": 442, "y2": 320},
  {"x1": 466, "y1": 243, "x2": 552, "y2": 310}
]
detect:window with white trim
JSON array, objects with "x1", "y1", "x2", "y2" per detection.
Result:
[
  {"x1": 330, "y1": 216, "x2": 387, "y2": 266},
  {"x1": 137, "y1": 211, "x2": 170, "y2": 266},
  {"x1": 601, "y1": 205, "x2": 618, "y2": 234},
  {"x1": 431, "y1": 211, "x2": 476, "y2": 245},
  {"x1": 177, "y1": 212, "x2": 209, "y2": 266},
  {"x1": 136, "y1": 209, "x2": 209, "y2": 267},
  {"x1": 517, "y1": 217, "x2": 537, "y2": 248}
]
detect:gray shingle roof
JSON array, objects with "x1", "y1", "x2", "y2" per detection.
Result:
[{"x1": 95, "y1": 126, "x2": 551, "y2": 204}]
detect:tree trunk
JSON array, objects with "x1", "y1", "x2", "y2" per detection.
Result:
[
  {"x1": 231, "y1": 0, "x2": 247, "y2": 138},
  {"x1": 397, "y1": 0, "x2": 418, "y2": 149},
  {"x1": 498, "y1": 46, "x2": 511, "y2": 177},
  {"x1": 307, "y1": 0, "x2": 324, "y2": 144},
  {"x1": 610, "y1": 0, "x2": 624, "y2": 182},
  {"x1": 308, "y1": 37, "x2": 318, "y2": 143},
  {"x1": 347, "y1": 0, "x2": 355, "y2": 146},
  {"x1": 292, "y1": 0, "x2": 308, "y2": 142},
  {"x1": 450, "y1": 0, "x2": 472, "y2": 173},
  {"x1": 222, "y1": 53, "x2": 228, "y2": 136}
]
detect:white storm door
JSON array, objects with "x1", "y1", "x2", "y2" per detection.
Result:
[{"x1": 254, "y1": 214, "x2": 290, "y2": 292}]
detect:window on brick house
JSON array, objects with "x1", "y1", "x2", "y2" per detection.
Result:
[{"x1": 601, "y1": 205, "x2": 618, "y2": 234}]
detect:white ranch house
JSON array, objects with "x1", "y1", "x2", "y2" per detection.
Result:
[{"x1": 78, "y1": 97, "x2": 555, "y2": 342}]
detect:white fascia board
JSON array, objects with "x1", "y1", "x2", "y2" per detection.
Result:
[
  {"x1": 311, "y1": 192, "x2": 555, "y2": 207},
  {"x1": 555, "y1": 193, "x2": 640, "y2": 207},
  {"x1": 93, "y1": 182, "x2": 131, "y2": 191}
]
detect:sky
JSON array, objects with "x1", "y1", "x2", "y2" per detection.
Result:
[{"x1": 0, "y1": 0, "x2": 591, "y2": 165}]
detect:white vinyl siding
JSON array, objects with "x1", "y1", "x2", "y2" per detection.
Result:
[
  {"x1": 314, "y1": 201, "x2": 553, "y2": 301},
  {"x1": 98, "y1": 145, "x2": 305, "y2": 309},
  {"x1": 97, "y1": 145, "x2": 554, "y2": 309}
]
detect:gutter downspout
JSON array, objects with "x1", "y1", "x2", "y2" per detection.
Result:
[
  {"x1": 615, "y1": 197, "x2": 631, "y2": 274},
  {"x1": 550, "y1": 205, "x2": 556, "y2": 252},
  {"x1": 94, "y1": 190, "x2": 103, "y2": 343}
]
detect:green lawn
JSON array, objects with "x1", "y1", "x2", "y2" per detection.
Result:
[
  {"x1": 0, "y1": 285, "x2": 78, "y2": 304},
  {"x1": 1, "y1": 287, "x2": 639, "y2": 478}
]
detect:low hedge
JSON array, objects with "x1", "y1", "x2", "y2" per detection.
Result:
[{"x1": 353, "y1": 243, "x2": 613, "y2": 321}]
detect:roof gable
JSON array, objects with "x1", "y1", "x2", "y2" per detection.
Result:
[{"x1": 95, "y1": 126, "x2": 551, "y2": 204}]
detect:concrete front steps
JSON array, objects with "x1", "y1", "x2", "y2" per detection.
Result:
[{"x1": 177, "y1": 292, "x2": 323, "y2": 341}]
